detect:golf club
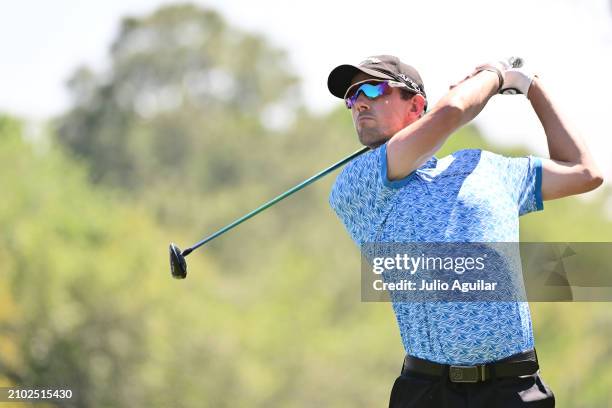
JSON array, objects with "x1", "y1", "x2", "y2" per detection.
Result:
[
  {"x1": 169, "y1": 146, "x2": 370, "y2": 279},
  {"x1": 169, "y1": 57, "x2": 524, "y2": 279}
]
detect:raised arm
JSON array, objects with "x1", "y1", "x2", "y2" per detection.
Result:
[
  {"x1": 386, "y1": 68, "x2": 500, "y2": 181},
  {"x1": 527, "y1": 78, "x2": 604, "y2": 200}
]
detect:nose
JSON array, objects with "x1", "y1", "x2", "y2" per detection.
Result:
[{"x1": 353, "y1": 93, "x2": 371, "y2": 112}]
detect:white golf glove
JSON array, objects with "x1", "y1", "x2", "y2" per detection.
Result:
[
  {"x1": 499, "y1": 68, "x2": 537, "y2": 97},
  {"x1": 451, "y1": 57, "x2": 525, "y2": 93},
  {"x1": 475, "y1": 57, "x2": 537, "y2": 98}
]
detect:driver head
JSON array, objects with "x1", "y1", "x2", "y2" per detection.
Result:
[{"x1": 169, "y1": 243, "x2": 187, "y2": 279}]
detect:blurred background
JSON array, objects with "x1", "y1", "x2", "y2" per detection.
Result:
[{"x1": 1, "y1": 1, "x2": 611, "y2": 406}]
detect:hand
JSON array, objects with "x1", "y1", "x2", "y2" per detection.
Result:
[
  {"x1": 449, "y1": 57, "x2": 522, "y2": 91},
  {"x1": 499, "y1": 68, "x2": 537, "y2": 97}
]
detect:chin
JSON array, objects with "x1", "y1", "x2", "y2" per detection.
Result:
[
  {"x1": 358, "y1": 131, "x2": 388, "y2": 149},
  {"x1": 368, "y1": 140, "x2": 386, "y2": 149}
]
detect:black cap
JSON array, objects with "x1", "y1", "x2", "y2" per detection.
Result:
[{"x1": 327, "y1": 55, "x2": 426, "y2": 101}]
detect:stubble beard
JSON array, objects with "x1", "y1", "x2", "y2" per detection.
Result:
[{"x1": 357, "y1": 125, "x2": 390, "y2": 149}]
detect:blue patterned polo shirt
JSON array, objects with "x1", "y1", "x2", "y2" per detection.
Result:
[{"x1": 329, "y1": 143, "x2": 544, "y2": 365}]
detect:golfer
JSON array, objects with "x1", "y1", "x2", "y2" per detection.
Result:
[{"x1": 327, "y1": 55, "x2": 604, "y2": 407}]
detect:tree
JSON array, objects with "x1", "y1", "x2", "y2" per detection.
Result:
[{"x1": 55, "y1": 3, "x2": 299, "y2": 191}]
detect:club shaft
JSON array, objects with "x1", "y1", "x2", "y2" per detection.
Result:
[{"x1": 183, "y1": 146, "x2": 370, "y2": 256}]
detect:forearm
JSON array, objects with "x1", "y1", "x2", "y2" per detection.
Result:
[
  {"x1": 528, "y1": 78, "x2": 597, "y2": 167},
  {"x1": 386, "y1": 70, "x2": 499, "y2": 180},
  {"x1": 447, "y1": 69, "x2": 500, "y2": 124},
  {"x1": 528, "y1": 77, "x2": 604, "y2": 198}
]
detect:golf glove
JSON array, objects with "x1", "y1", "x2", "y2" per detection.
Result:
[
  {"x1": 463, "y1": 57, "x2": 522, "y2": 93},
  {"x1": 499, "y1": 68, "x2": 537, "y2": 97}
]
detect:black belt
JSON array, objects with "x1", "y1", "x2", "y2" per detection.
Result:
[{"x1": 402, "y1": 349, "x2": 539, "y2": 383}]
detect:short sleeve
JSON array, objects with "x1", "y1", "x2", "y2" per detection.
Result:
[
  {"x1": 329, "y1": 146, "x2": 399, "y2": 244},
  {"x1": 494, "y1": 154, "x2": 544, "y2": 216}
]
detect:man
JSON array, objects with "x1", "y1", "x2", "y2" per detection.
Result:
[{"x1": 326, "y1": 55, "x2": 604, "y2": 407}]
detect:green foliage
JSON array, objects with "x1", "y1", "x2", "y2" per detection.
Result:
[
  {"x1": 0, "y1": 114, "x2": 226, "y2": 406},
  {"x1": 1, "y1": 115, "x2": 155, "y2": 405}
]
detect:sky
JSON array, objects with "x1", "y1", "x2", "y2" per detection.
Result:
[{"x1": 1, "y1": 0, "x2": 611, "y2": 182}]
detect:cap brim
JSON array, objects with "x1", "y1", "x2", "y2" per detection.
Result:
[{"x1": 327, "y1": 64, "x2": 394, "y2": 99}]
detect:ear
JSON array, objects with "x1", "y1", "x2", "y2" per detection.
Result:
[
  {"x1": 411, "y1": 94, "x2": 426, "y2": 115},
  {"x1": 409, "y1": 94, "x2": 427, "y2": 116}
]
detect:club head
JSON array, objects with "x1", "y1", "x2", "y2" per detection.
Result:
[{"x1": 169, "y1": 243, "x2": 187, "y2": 279}]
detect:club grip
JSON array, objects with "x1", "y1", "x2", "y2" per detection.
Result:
[{"x1": 506, "y1": 56, "x2": 524, "y2": 69}]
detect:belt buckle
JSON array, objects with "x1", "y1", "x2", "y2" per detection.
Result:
[{"x1": 449, "y1": 365, "x2": 480, "y2": 383}]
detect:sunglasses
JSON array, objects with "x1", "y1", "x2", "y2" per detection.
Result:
[{"x1": 344, "y1": 80, "x2": 410, "y2": 109}]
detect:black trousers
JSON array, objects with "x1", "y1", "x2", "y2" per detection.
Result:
[{"x1": 388, "y1": 359, "x2": 555, "y2": 407}]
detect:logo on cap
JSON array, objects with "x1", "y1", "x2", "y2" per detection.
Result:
[
  {"x1": 359, "y1": 57, "x2": 382, "y2": 66},
  {"x1": 397, "y1": 74, "x2": 422, "y2": 93},
  {"x1": 397, "y1": 73, "x2": 410, "y2": 82}
]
